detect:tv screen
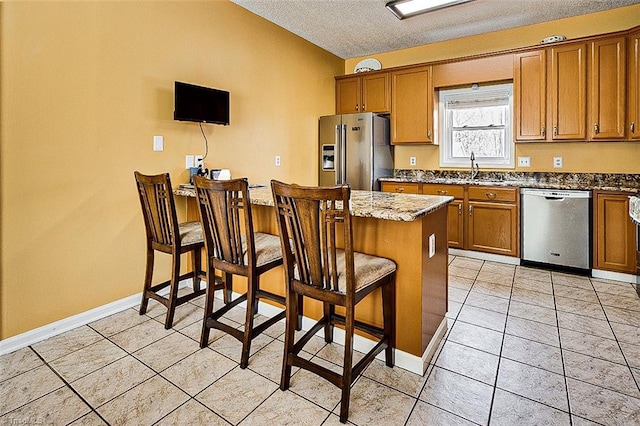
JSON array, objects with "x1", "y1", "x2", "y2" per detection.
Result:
[{"x1": 174, "y1": 81, "x2": 229, "y2": 125}]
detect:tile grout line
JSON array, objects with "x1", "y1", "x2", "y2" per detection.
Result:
[
  {"x1": 29, "y1": 345, "x2": 112, "y2": 426},
  {"x1": 484, "y1": 262, "x2": 515, "y2": 426}
]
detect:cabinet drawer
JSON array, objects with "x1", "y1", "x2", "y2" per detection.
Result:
[
  {"x1": 381, "y1": 182, "x2": 420, "y2": 194},
  {"x1": 422, "y1": 184, "x2": 464, "y2": 199},
  {"x1": 468, "y1": 186, "x2": 517, "y2": 203}
]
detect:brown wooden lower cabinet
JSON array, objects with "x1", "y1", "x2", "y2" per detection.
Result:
[
  {"x1": 380, "y1": 181, "x2": 420, "y2": 194},
  {"x1": 393, "y1": 182, "x2": 520, "y2": 257},
  {"x1": 593, "y1": 191, "x2": 637, "y2": 273},
  {"x1": 467, "y1": 201, "x2": 519, "y2": 256}
]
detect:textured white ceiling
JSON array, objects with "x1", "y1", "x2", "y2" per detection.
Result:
[{"x1": 231, "y1": 0, "x2": 640, "y2": 59}]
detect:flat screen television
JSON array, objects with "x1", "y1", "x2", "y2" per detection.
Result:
[{"x1": 174, "y1": 81, "x2": 229, "y2": 125}]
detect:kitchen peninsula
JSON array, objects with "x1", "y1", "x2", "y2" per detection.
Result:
[{"x1": 175, "y1": 185, "x2": 453, "y2": 374}]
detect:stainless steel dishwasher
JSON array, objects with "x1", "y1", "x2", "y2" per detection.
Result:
[{"x1": 521, "y1": 188, "x2": 592, "y2": 270}]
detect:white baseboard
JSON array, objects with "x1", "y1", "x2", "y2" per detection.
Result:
[
  {"x1": 592, "y1": 269, "x2": 640, "y2": 285},
  {"x1": 0, "y1": 281, "x2": 190, "y2": 356},
  {"x1": 449, "y1": 248, "x2": 521, "y2": 265},
  {"x1": 2, "y1": 281, "x2": 445, "y2": 376}
]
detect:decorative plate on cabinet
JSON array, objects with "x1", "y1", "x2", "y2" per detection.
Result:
[{"x1": 354, "y1": 58, "x2": 382, "y2": 73}]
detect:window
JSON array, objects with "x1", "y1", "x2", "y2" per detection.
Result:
[{"x1": 439, "y1": 83, "x2": 514, "y2": 168}]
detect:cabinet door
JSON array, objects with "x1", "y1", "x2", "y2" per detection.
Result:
[
  {"x1": 590, "y1": 37, "x2": 627, "y2": 140},
  {"x1": 514, "y1": 50, "x2": 547, "y2": 141},
  {"x1": 594, "y1": 192, "x2": 637, "y2": 273},
  {"x1": 628, "y1": 31, "x2": 640, "y2": 140},
  {"x1": 467, "y1": 201, "x2": 519, "y2": 257},
  {"x1": 448, "y1": 200, "x2": 464, "y2": 249},
  {"x1": 362, "y1": 72, "x2": 390, "y2": 113},
  {"x1": 336, "y1": 77, "x2": 360, "y2": 114},
  {"x1": 549, "y1": 43, "x2": 587, "y2": 140},
  {"x1": 391, "y1": 66, "x2": 433, "y2": 144},
  {"x1": 380, "y1": 182, "x2": 420, "y2": 194}
]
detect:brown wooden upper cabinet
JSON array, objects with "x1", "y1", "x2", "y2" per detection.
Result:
[
  {"x1": 335, "y1": 72, "x2": 390, "y2": 114},
  {"x1": 514, "y1": 43, "x2": 587, "y2": 142},
  {"x1": 590, "y1": 37, "x2": 626, "y2": 140},
  {"x1": 390, "y1": 66, "x2": 433, "y2": 144},
  {"x1": 628, "y1": 30, "x2": 640, "y2": 140}
]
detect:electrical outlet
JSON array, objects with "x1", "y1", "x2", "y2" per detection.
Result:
[
  {"x1": 517, "y1": 156, "x2": 531, "y2": 167},
  {"x1": 428, "y1": 234, "x2": 436, "y2": 258},
  {"x1": 553, "y1": 156, "x2": 563, "y2": 168},
  {"x1": 185, "y1": 155, "x2": 195, "y2": 169},
  {"x1": 194, "y1": 155, "x2": 204, "y2": 168},
  {"x1": 410, "y1": 156, "x2": 417, "y2": 166},
  {"x1": 275, "y1": 155, "x2": 281, "y2": 167}
]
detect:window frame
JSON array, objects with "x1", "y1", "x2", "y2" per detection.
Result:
[{"x1": 438, "y1": 83, "x2": 514, "y2": 169}]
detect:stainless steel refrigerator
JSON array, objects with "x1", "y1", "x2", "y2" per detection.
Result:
[{"x1": 318, "y1": 113, "x2": 393, "y2": 191}]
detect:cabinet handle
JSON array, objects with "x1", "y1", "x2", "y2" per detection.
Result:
[
  {"x1": 437, "y1": 190, "x2": 448, "y2": 195},
  {"x1": 486, "y1": 192, "x2": 497, "y2": 199},
  {"x1": 631, "y1": 122, "x2": 636, "y2": 134},
  {"x1": 469, "y1": 205, "x2": 473, "y2": 216},
  {"x1": 396, "y1": 187, "x2": 404, "y2": 193},
  {"x1": 458, "y1": 204, "x2": 462, "y2": 215},
  {"x1": 541, "y1": 126, "x2": 546, "y2": 138},
  {"x1": 553, "y1": 126, "x2": 558, "y2": 137},
  {"x1": 594, "y1": 123, "x2": 599, "y2": 134},
  {"x1": 427, "y1": 130, "x2": 432, "y2": 138},
  {"x1": 355, "y1": 104, "x2": 359, "y2": 111}
]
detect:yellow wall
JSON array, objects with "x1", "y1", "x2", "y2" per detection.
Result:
[
  {"x1": 0, "y1": 1, "x2": 343, "y2": 338},
  {"x1": 347, "y1": 5, "x2": 640, "y2": 174}
]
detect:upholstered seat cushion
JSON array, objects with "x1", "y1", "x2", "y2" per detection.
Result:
[
  {"x1": 337, "y1": 250, "x2": 396, "y2": 293},
  {"x1": 248, "y1": 232, "x2": 284, "y2": 267},
  {"x1": 179, "y1": 221, "x2": 204, "y2": 246},
  {"x1": 295, "y1": 249, "x2": 396, "y2": 294}
]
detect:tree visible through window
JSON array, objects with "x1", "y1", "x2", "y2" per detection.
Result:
[{"x1": 439, "y1": 84, "x2": 514, "y2": 168}]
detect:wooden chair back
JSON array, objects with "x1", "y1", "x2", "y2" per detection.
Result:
[
  {"x1": 134, "y1": 171, "x2": 180, "y2": 251},
  {"x1": 271, "y1": 180, "x2": 354, "y2": 296},
  {"x1": 194, "y1": 176, "x2": 256, "y2": 270}
]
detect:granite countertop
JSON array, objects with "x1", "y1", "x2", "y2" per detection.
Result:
[
  {"x1": 630, "y1": 195, "x2": 640, "y2": 226},
  {"x1": 383, "y1": 171, "x2": 640, "y2": 193},
  {"x1": 175, "y1": 184, "x2": 453, "y2": 222}
]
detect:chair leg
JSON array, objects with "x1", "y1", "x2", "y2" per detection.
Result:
[
  {"x1": 240, "y1": 273, "x2": 258, "y2": 369},
  {"x1": 382, "y1": 276, "x2": 396, "y2": 367},
  {"x1": 164, "y1": 251, "x2": 181, "y2": 329},
  {"x1": 200, "y1": 262, "x2": 217, "y2": 348},
  {"x1": 296, "y1": 294, "x2": 304, "y2": 331},
  {"x1": 323, "y1": 302, "x2": 335, "y2": 343},
  {"x1": 223, "y1": 272, "x2": 233, "y2": 304},
  {"x1": 139, "y1": 247, "x2": 155, "y2": 315},
  {"x1": 339, "y1": 305, "x2": 355, "y2": 423},
  {"x1": 191, "y1": 247, "x2": 202, "y2": 292},
  {"x1": 280, "y1": 289, "x2": 298, "y2": 391}
]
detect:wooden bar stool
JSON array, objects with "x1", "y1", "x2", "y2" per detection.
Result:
[
  {"x1": 194, "y1": 176, "x2": 286, "y2": 368},
  {"x1": 134, "y1": 171, "x2": 208, "y2": 329},
  {"x1": 271, "y1": 180, "x2": 396, "y2": 423}
]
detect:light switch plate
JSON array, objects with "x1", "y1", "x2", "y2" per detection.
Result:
[
  {"x1": 185, "y1": 155, "x2": 195, "y2": 169},
  {"x1": 153, "y1": 135, "x2": 164, "y2": 152}
]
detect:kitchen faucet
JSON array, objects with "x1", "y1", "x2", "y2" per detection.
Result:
[{"x1": 470, "y1": 152, "x2": 480, "y2": 179}]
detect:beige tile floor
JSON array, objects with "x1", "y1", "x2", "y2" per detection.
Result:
[{"x1": 1, "y1": 255, "x2": 640, "y2": 425}]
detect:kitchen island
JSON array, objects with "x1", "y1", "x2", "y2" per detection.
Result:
[{"x1": 176, "y1": 185, "x2": 453, "y2": 374}]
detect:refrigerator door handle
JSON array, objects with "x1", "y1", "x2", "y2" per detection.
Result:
[
  {"x1": 340, "y1": 124, "x2": 347, "y2": 185},
  {"x1": 334, "y1": 125, "x2": 341, "y2": 184}
]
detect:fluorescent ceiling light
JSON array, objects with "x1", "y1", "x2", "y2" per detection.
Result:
[{"x1": 386, "y1": 0, "x2": 475, "y2": 20}]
